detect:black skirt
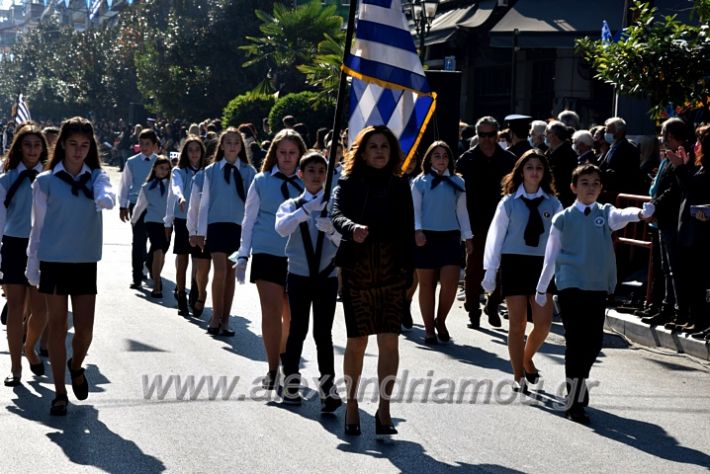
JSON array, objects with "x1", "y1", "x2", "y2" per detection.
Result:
[
  {"x1": 0, "y1": 235, "x2": 29, "y2": 285},
  {"x1": 172, "y1": 218, "x2": 191, "y2": 255},
  {"x1": 206, "y1": 222, "x2": 241, "y2": 254},
  {"x1": 414, "y1": 230, "x2": 464, "y2": 269},
  {"x1": 146, "y1": 222, "x2": 170, "y2": 254},
  {"x1": 250, "y1": 253, "x2": 288, "y2": 286},
  {"x1": 500, "y1": 253, "x2": 555, "y2": 297},
  {"x1": 39, "y1": 262, "x2": 97, "y2": 295}
]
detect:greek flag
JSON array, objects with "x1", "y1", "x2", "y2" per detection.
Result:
[
  {"x1": 15, "y1": 94, "x2": 31, "y2": 125},
  {"x1": 342, "y1": 0, "x2": 436, "y2": 167}
]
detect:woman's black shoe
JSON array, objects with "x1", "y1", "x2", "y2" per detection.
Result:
[
  {"x1": 219, "y1": 328, "x2": 235, "y2": 337},
  {"x1": 30, "y1": 360, "x2": 45, "y2": 376},
  {"x1": 375, "y1": 410, "x2": 397, "y2": 437},
  {"x1": 524, "y1": 370, "x2": 540, "y2": 385},
  {"x1": 188, "y1": 284, "x2": 198, "y2": 311},
  {"x1": 150, "y1": 290, "x2": 163, "y2": 299},
  {"x1": 3, "y1": 374, "x2": 20, "y2": 387},
  {"x1": 50, "y1": 393, "x2": 69, "y2": 416},
  {"x1": 67, "y1": 358, "x2": 89, "y2": 400},
  {"x1": 176, "y1": 290, "x2": 189, "y2": 316},
  {"x1": 206, "y1": 326, "x2": 220, "y2": 336},
  {"x1": 344, "y1": 411, "x2": 361, "y2": 436},
  {"x1": 262, "y1": 370, "x2": 278, "y2": 390},
  {"x1": 424, "y1": 334, "x2": 438, "y2": 345}
]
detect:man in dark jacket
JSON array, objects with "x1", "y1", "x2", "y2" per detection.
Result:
[
  {"x1": 456, "y1": 116, "x2": 517, "y2": 329},
  {"x1": 545, "y1": 121, "x2": 578, "y2": 207},
  {"x1": 599, "y1": 117, "x2": 642, "y2": 201}
]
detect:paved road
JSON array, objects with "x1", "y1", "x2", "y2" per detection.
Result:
[{"x1": 1, "y1": 167, "x2": 709, "y2": 473}]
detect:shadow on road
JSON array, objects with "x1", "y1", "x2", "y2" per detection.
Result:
[{"x1": 7, "y1": 381, "x2": 165, "y2": 473}]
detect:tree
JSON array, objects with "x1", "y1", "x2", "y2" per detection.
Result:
[
  {"x1": 241, "y1": 0, "x2": 343, "y2": 94},
  {"x1": 576, "y1": 0, "x2": 710, "y2": 119},
  {"x1": 297, "y1": 32, "x2": 344, "y2": 107}
]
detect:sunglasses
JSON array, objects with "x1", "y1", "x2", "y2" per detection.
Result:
[{"x1": 478, "y1": 131, "x2": 497, "y2": 138}]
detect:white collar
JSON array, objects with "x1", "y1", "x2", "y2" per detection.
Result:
[
  {"x1": 513, "y1": 183, "x2": 548, "y2": 200},
  {"x1": 143, "y1": 154, "x2": 155, "y2": 161},
  {"x1": 573, "y1": 200, "x2": 596, "y2": 213},
  {"x1": 430, "y1": 168, "x2": 451, "y2": 177},
  {"x1": 17, "y1": 161, "x2": 44, "y2": 173},
  {"x1": 270, "y1": 166, "x2": 297, "y2": 177},
  {"x1": 304, "y1": 189, "x2": 323, "y2": 201},
  {"x1": 218, "y1": 159, "x2": 242, "y2": 171},
  {"x1": 52, "y1": 161, "x2": 91, "y2": 177}
]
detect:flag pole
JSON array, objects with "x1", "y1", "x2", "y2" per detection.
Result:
[{"x1": 323, "y1": 0, "x2": 358, "y2": 202}]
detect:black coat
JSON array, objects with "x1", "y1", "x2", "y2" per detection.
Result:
[
  {"x1": 546, "y1": 141, "x2": 578, "y2": 207},
  {"x1": 599, "y1": 137, "x2": 642, "y2": 197},
  {"x1": 651, "y1": 160, "x2": 681, "y2": 231},
  {"x1": 331, "y1": 166, "x2": 415, "y2": 274},
  {"x1": 676, "y1": 164, "x2": 710, "y2": 248}
]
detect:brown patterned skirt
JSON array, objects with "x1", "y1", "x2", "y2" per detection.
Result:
[{"x1": 341, "y1": 240, "x2": 407, "y2": 337}]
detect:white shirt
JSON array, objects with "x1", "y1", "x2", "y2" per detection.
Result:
[
  {"x1": 275, "y1": 189, "x2": 341, "y2": 245},
  {"x1": 0, "y1": 161, "x2": 44, "y2": 241},
  {"x1": 164, "y1": 166, "x2": 196, "y2": 228},
  {"x1": 28, "y1": 162, "x2": 115, "y2": 264},
  {"x1": 483, "y1": 184, "x2": 562, "y2": 272},
  {"x1": 411, "y1": 168, "x2": 473, "y2": 241},
  {"x1": 186, "y1": 178, "x2": 202, "y2": 237},
  {"x1": 236, "y1": 167, "x2": 298, "y2": 259},
  {"x1": 118, "y1": 153, "x2": 154, "y2": 208},
  {"x1": 535, "y1": 201, "x2": 643, "y2": 294},
  {"x1": 196, "y1": 159, "x2": 246, "y2": 237}
]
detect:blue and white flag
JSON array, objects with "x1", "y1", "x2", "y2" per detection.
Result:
[
  {"x1": 90, "y1": 0, "x2": 102, "y2": 19},
  {"x1": 15, "y1": 94, "x2": 31, "y2": 125},
  {"x1": 601, "y1": 20, "x2": 612, "y2": 45},
  {"x1": 342, "y1": 0, "x2": 436, "y2": 168}
]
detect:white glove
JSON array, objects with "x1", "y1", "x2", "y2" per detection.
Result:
[
  {"x1": 94, "y1": 195, "x2": 114, "y2": 211},
  {"x1": 303, "y1": 198, "x2": 327, "y2": 215},
  {"x1": 534, "y1": 292, "x2": 547, "y2": 307},
  {"x1": 26, "y1": 257, "x2": 40, "y2": 287},
  {"x1": 481, "y1": 269, "x2": 496, "y2": 293},
  {"x1": 234, "y1": 258, "x2": 247, "y2": 284},
  {"x1": 640, "y1": 202, "x2": 655, "y2": 219},
  {"x1": 315, "y1": 217, "x2": 335, "y2": 235}
]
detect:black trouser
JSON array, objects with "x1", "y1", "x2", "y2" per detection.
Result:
[
  {"x1": 283, "y1": 274, "x2": 338, "y2": 395},
  {"x1": 658, "y1": 228, "x2": 680, "y2": 316},
  {"x1": 677, "y1": 243, "x2": 709, "y2": 327},
  {"x1": 130, "y1": 204, "x2": 152, "y2": 285},
  {"x1": 558, "y1": 288, "x2": 607, "y2": 410}
]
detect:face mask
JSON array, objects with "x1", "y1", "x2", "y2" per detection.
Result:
[
  {"x1": 572, "y1": 144, "x2": 579, "y2": 154},
  {"x1": 498, "y1": 140, "x2": 509, "y2": 150},
  {"x1": 604, "y1": 133, "x2": 615, "y2": 144},
  {"x1": 528, "y1": 136, "x2": 535, "y2": 147},
  {"x1": 694, "y1": 140, "x2": 702, "y2": 158},
  {"x1": 544, "y1": 137, "x2": 551, "y2": 148}
]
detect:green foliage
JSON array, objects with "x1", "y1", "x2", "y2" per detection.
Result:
[
  {"x1": 297, "y1": 33, "x2": 345, "y2": 107},
  {"x1": 241, "y1": 0, "x2": 343, "y2": 94},
  {"x1": 222, "y1": 93, "x2": 276, "y2": 128},
  {"x1": 576, "y1": 0, "x2": 710, "y2": 118},
  {"x1": 268, "y1": 91, "x2": 334, "y2": 136}
]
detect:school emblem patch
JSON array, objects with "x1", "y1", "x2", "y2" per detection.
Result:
[
  {"x1": 543, "y1": 211, "x2": 551, "y2": 219},
  {"x1": 594, "y1": 216, "x2": 605, "y2": 227}
]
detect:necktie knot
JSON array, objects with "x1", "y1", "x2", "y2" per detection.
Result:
[
  {"x1": 430, "y1": 171, "x2": 464, "y2": 192},
  {"x1": 149, "y1": 178, "x2": 166, "y2": 196},
  {"x1": 584, "y1": 207, "x2": 591, "y2": 216},
  {"x1": 55, "y1": 170, "x2": 94, "y2": 199},
  {"x1": 274, "y1": 171, "x2": 303, "y2": 199},
  {"x1": 4, "y1": 168, "x2": 39, "y2": 208},
  {"x1": 223, "y1": 162, "x2": 246, "y2": 201}
]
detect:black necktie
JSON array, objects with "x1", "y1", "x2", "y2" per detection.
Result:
[
  {"x1": 521, "y1": 196, "x2": 545, "y2": 247},
  {"x1": 149, "y1": 178, "x2": 166, "y2": 196},
  {"x1": 274, "y1": 172, "x2": 304, "y2": 200},
  {"x1": 4, "y1": 169, "x2": 39, "y2": 208},
  {"x1": 223, "y1": 163, "x2": 246, "y2": 201},
  {"x1": 584, "y1": 207, "x2": 591, "y2": 216},
  {"x1": 430, "y1": 171, "x2": 464, "y2": 192},
  {"x1": 55, "y1": 170, "x2": 93, "y2": 199}
]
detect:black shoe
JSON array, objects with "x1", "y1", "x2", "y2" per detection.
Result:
[
  {"x1": 524, "y1": 370, "x2": 540, "y2": 385},
  {"x1": 3, "y1": 374, "x2": 20, "y2": 387},
  {"x1": 344, "y1": 410, "x2": 361, "y2": 436},
  {"x1": 129, "y1": 282, "x2": 142, "y2": 290},
  {"x1": 375, "y1": 410, "x2": 398, "y2": 437},
  {"x1": 262, "y1": 370, "x2": 278, "y2": 391},
  {"x1": 206, "y1": 326, "x2": 219, "y2": 336},
  {"x1": 176, "y1": 290, "x2": 189, "y2": 316},
  {"x1": 219, "y1": 328, "x2": 235, "y2": 337},
  {"x1": 281, "y1": 390, "x2": 303, "y2": 405},
  {"x1": 401, "y1": 301, "x2": 413, "y2": 330},
  {"x1": 188, "y1": 285, "x2": 198, "y2": 311},
  {"x1": 424, "y1": 334, "x2": 438, "y2": 345},
  {"x1": 321, "y1": 395, "x2": 343, "y2": 414},
  {"x1": 467, "y1": 310, "x2": 481, "y2": 329},
  {"x1": 67, "y1": 358, "x2": 89, "y2": 401},
  {"x1": 565, "y1": 408, "x2": 591, "y2": 425},
  {"x1": 30, "y1": 360, "x2": 45, "y2": 376},
  {"x1": 192, "y1": 299, "x2": 205, "y2": 318},
  {"x1": 49, "y1": 393, "x2": 69, "y2": 416},
  {"x1": 485, "y1": 302, "x2": 502, "y2": 328},
  {"x1": 150, "y1": 290, "x2": 163, "y2": 299},
  {"x1": 434, "y1": 318, "x2": 450, "y2": 342},
  {"x1": 1, "y1": 302, "x2": 6, "y2": 325},
  {"x1": 641, "y1": 313, "x2": 673, "y2": 326}
]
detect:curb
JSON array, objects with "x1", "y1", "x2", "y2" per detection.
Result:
[{"x1": 605, "y1": 309, "x2": 710, "y2": 361}]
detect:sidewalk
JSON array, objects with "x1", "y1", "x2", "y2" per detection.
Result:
[{"x1": 605, "y1": 309, "x2": 710, "y2": 362}]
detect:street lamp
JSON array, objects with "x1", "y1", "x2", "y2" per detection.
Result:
[{"x1": 404, "y1": 0, "x2": 438, "y2": 61}]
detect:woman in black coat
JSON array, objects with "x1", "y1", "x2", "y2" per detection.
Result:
[{"x1": 331, "y1": 125, "x2": 415, "y2": 437}]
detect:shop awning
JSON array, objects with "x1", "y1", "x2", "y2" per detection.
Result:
[
  {"x1": 423, "y1": 5, "x2": 476, "y2": 46},
  {"x1": 459, "y1": 0, "x2": 497, "y2": 29},
  {"x1": 489, "y1": 0, "x2": 624, "y2": 49}
]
